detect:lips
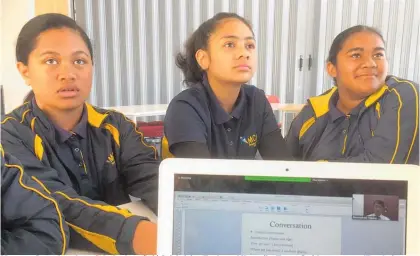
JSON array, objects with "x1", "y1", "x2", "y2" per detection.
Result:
[
  {"x1": 356, "y1": 73, "x2": 377, "y2": 78},
  {"x1": 57, "y1": 86, "x2": 79, "y2": 98},
  {"x1": 234, "y1": 64, "x2": 251, "y2": 70}
]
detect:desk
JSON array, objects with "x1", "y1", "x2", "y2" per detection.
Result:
[
  {"x1": 271, "y1": 103, "x2": 305, "y2": 113},
  {"x1": 66, "y1": 201, "x2": 156, "y2": 255},
  {"x1": 107, "y1": 104, "x2": 169, "y2": 118},
  {"x1": 107, "y1": 103, "x2": 305, "y2": 119}
]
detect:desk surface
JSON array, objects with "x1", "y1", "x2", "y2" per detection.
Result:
[
  {"x1": 107, "y1": 103, "x2": 305, "y2": 117},
  {"x1": 271, "y1": 103, "x2": 305, "y2": 113},
  {"x1": 66, "y1": 201, "x2": 156, "y2": 255},
  {"x1": 107, "y1": 104, "x2": 169, "y2": 117}
]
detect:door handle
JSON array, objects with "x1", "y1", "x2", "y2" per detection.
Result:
[
  {"x1": 299, "y1": 55, "x2": 303, "y2": 71},
  {"x1": 308, "y1": 54, "x2": 312, "y2": 71}
]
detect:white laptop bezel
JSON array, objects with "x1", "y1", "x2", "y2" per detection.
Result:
[{"x1": 157, "y1": 158, "x2": 420, "y2": 255}]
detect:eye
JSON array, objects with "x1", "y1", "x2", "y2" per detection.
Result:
[
  {"x1": 246, "y1": 43, "x2": 256, "y2": 49},
  {"x1": 74, "y1": 59, "x2": 86, "y2": 65},
  {"x1": 45, "y1": 58, "x2": 58, "y2": 65},
  {"x1": 373, "y1": 53, "x2": 384, "y2": 59},
  {"x1": 351, "y1": 53, "x2": 361, "y2": 59},
  {"x1": 224, "y1": 42, "x2": 235, "y2": 48}
]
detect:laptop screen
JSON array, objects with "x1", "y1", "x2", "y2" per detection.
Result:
[{"x1": 172, "y1": 174, "x2": 407, "y2": 255}]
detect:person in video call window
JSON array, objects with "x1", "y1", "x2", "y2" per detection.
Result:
[
  {"x1": 164, "y1": 12, "x2": 293, "y2": 160},
  {"x1": 286, "y1": 25, "x2": 419, "y2": 164},
  {"x1": 1, "y1": 13, "x2": 158, "y2": 254},
  {"x1": 367, "y1": 200, "x2": 390, "y2": 220}
]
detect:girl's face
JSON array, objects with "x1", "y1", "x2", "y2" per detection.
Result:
[
  {"x1": 17, "y1": 28, "x2": 93, "y2": 111},
  {"x1": 198, "y1": 18, "x2": 257, "y2": 85},
  {"x1": 327, "y1": 31, "x2": 388, "y2": 98}
]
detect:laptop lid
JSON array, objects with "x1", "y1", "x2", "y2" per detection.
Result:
[{"x1": 157, "y1": 159, "x2": 420, "y2": 255}]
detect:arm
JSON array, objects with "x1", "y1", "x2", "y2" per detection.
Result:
[
  {"x1": 328, "y1": 84, "x2": 419, "y2": 164},
  {"x1": 1, "y1": 149, "x2": 69, "y2": 255},
  {"x1": 257, "y1": 93, "x2": 294, "y2": 160},
  {"x1": 171, "y1": 142, "x2": 211, "y2": 158},
  {"x1": 259, "y1": 129, "x2": 294, "y2": 160},
  {"x1": 164, "y1": 100, "x2": 210, "y2": 157},
  {"x1": 1, "y1": 123, "x2": 150, "y2": 254},
  {"x1": 118, "y1": 114, "x2": 160, "y2": 214},
  {"x1": 285, "y1": 111, "x2": 306, "y2": 160}
]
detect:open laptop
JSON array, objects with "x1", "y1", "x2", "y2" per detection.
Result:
[{"x1": 157, "y1": 158, "x2": 420, "y2": 255}]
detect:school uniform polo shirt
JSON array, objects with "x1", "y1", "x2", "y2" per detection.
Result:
[
  {"x1": 164, "y1": 77, "x2": 280, "y2": 159},
  {"x1": 51, "y1": 106, "x2": 101, "y2": 199},
  {"x1": 286, "y1": 76, "x2": 419, "y2": 164},
  {"x1": 308, "y1": 91, "x2": 365, "y2": 161}
]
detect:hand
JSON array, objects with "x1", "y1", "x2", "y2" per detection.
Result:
[{"x1": 132, "y1": 220, "x2": 157, "y2": 254}]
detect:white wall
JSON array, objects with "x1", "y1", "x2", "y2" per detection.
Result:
[{"x1": 1, "y1": 0, "x2": 35, "y2": 114}]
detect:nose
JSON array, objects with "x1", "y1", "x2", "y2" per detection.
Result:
[
  {"x1": 57, "y1": 62, "x2": 76, "y2": 82},
  {"x1": 361, "y1": 55, "x2": 377, "y2": 68},
  {"x1": 237, "y1": 43, "x2": 251, "y2": 60}
]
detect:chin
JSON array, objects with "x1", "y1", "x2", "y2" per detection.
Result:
[
  {"x1": 356, "y1": 82, "x2": 382, "y2": 96},
  {"x1": 232, "y1": 75, "x2": 254, "y2": 84},
  {"x1": 56, "y1": 102, "x2": 85, "y2": 111}
]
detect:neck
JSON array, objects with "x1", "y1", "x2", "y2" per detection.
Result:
[
  {"x1": 207, "y1": 75, "x2": 241, "y2": 113},
  {"x1": 37, "y1": 102, "x2": 84, "y2": 131},
  {"x1": 336, "y1": 87, "x2": 365, "y2": 114}
]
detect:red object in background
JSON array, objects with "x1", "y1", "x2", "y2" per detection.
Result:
[
  {"x1": 266, "y1": 95, "x2": 281, "y2": 128},
  {"x1": 266, "y1": 95, "x2": 280, "y2": 104},
  {"x1": 137, "y1": 121, "x2": 164, "y2": 138}
]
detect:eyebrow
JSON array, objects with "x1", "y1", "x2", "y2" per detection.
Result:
[
  {"x1": 39, "y1": 51, "x2": 59, "y2": 56},
  {"x1": 220, "y1": 35, "x2": 256, "y2": 41},
  {"x1": 73, "y1": 50, "x2": 90, "y2": 57},
  {"x1": 346, "y1": 46, "x2": 386, "y2": 53},
  {"x1": 39, "y1": 50, "x2": 90, "y2": 57}
]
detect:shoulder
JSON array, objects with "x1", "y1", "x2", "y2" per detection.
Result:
[
  {"x1": 167, "y1": 86, "x2": 209, "y2": 117},
  {"x1": 85, "y1": 104, "x2": 133, "y2": 133},
  {"x1": 381, "y1": 215, "x2": 390, "y2": 220},
  {"x1": 289, "y1": 104, "x2": 319, "y2": 138},
  {"x1": 241, "y1": 85, "x2": 272, "y2": 116},
  {"x1": 1, "y1": 104, "x2": 35, "y2": 143},
  {"x1": 171, "y1": 86, "x2": 207, "y2": 105},
  {"x1": 242, "y1": 84, "x2": 266, "y2": 100},
  {"x1": 385, "y1": 76, "x2": 419, "y2": 101},
  {"x1": 2, "y1": 102, "x2": 32, "y2": 127}
]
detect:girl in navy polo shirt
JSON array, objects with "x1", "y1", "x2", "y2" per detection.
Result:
[{"x1": 164, "y1": 12, "x2": 292, "y2": 160}]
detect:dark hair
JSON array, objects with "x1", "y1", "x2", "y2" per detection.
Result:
[
  {"x1": 373, "y1": 200, "x2": 385, "y2": 207},
  {"x1": 16, "y1": 13, "x2": 93, "y2": 65},
  {"x1": 176, "y1": 12, "x2": 253, "y2": 86},
  {"x1": 327, "y1": 25, "x2": 385, "y2": 66}
]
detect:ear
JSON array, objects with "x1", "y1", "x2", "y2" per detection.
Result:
[
  {"x1": 326, "y1": 61, "x2": 337, "y2": 81},
  {"x1": 195, "y1": 49, "x2": 210, "y2": 71},
  {"x1": 16, "y1": 62, "x2": 31, "y2": 86}
]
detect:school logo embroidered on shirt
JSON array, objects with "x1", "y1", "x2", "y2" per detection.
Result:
[
  {"x1": 107, "y1": 153, "x2": 115, "y2": 165},
  {"x1": 240, "y1": 134, "x2": 257, "y2": 147}
]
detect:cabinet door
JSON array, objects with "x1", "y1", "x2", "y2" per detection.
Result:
[
  {"x1": 302, "y1": 0, "x2": 318, "y2": 101},
  {"x1": 289, "y1": 0, "x2": 313, "y2": 104}
]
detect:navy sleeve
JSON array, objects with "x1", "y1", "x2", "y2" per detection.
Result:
[
  {"x1": 117, "y1": 113, "x2": 160, "y2": 214},
  {"x1": 328, "y1": 81, "x2": 419, "y2": 164},
  {"x1": 285, "y1": 105, "x2": 313, "y2": 160},
  {"x1": 259, "y1": 90, "x2": 280, "y2": 137},
  {"x1": 164, "y1": 100, "x2": 207, "y2": 153},
  {"x1": 259, "y1": 129, "x2": 294, "y2": 160},
  {"x1": 1, "y1": 120, "x2": 147, "y2": 255},
  {"x1": 256, "y1": 90, "x2": 293, "y2": 160},
  {"x1": 1, "y1": 149, "x2": 69, "y2": 255}
]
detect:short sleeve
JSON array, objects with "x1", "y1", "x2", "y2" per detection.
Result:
[
  {"x1": 164, "y1": 100, "x2": 207, "y2": 151},
  {"x1": 259, "y1": 90, "x2": 279, "y2": 136}
]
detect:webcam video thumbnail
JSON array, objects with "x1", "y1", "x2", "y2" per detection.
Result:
[{"x1": 352, "y1": 194, "x2": 399, "y2": 221}]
